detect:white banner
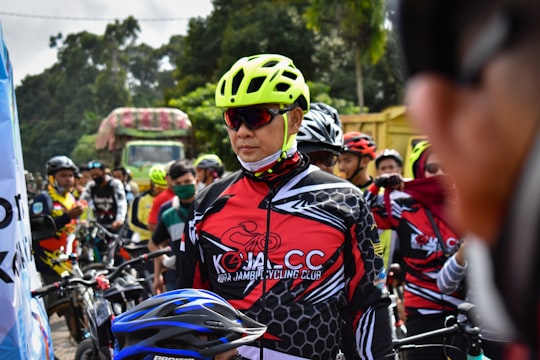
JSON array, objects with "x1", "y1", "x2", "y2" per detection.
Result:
[{"x1": 0, "y1": 22, "x2": 55, "y2": 359}]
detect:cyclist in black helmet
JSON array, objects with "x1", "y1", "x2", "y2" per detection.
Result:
[
  {"x1": 31, "y1": 155, "x2": 85, "y2": 279},
  {"x1": 297, "y1": 102, "x2": 344, "y2": 174}
]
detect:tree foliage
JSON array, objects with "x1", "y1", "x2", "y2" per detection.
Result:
[
  {"x1": 16, "y1": 2, "x2": 404, "y2": 174},
  {"x1": 304, "y1": 0, "x2": 388, "y2": 110}
]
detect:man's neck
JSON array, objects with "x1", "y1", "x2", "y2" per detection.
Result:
[{"x1": 354, "y1": 173, "x2": 372, "y2": 189}]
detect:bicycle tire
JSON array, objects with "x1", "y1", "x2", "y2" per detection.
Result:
[
  {"x1": 74, "y1": 338, "x2": 98, "y2": 360},
  {"x1": 47, "y1": 297, "x2": 88, "y2": 344}
]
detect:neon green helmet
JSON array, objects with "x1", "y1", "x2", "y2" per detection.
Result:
[
  {"x1": 215, "y1": 54, "x2": 310, "y2": 112},
  {"x1": 409, "y1": 140, "x2": 431, "y2": 179},
  {"x1": 148, "y1": 164, "x2": 167, "y2": 186}
]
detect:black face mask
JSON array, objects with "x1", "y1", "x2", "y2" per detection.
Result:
[{"x1": 94, "y1": 176, "x2": 105, "y2": 185}]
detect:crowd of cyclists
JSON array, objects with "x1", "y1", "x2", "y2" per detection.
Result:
[{"x1": 26, "y1": 0, "x2": 540, "y2": 358}]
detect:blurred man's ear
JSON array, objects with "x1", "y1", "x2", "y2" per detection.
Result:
[
  {"x1": 289, "y1": 106, "x2": 305, "y2": 134},
  {"x1": 406, "y1": 75, "x2": 458, "y2": 142}
]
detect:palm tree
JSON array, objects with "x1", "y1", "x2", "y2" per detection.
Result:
[{"x1": 305, "y1": 0, "x2": 387, "y2": 112}]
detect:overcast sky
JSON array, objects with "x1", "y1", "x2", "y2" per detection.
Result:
[{"x1": 0, "y1": 0, "x2": 213, "y2": 86}]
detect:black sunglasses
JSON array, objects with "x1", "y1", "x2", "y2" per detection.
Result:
[
  {"x1": 398, "y1": 0, "x2": 513, "y2": 84},
  {"x1": 223, "y1": 104, "x2": 297, "y2": 131}
]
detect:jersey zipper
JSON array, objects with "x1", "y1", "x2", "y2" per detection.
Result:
[{"x1": 259, "y1": 184, "x2": 274, "y2": 360}]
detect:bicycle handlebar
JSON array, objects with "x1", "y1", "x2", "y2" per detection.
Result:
[
  {"x1": 31, "y1": 246, "x2": 171, "y2": 297},
  {"x1": 392, "y1": 323, "x2": 461, "y2": 349},
  {"x1": 84, "y1": 220, "x2": 119, "y2": 240},
  {"x1": 391, "y1": 309, "x2": 484, "y2": 357}
]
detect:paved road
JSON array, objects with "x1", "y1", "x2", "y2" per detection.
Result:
[{"x1": 50, "y1": 313, "x2": 78, "y2": 360}]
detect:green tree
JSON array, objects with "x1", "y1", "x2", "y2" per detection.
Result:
[
  {"x1": 16, "y1": 17, "x2": 166, "y2": 173},
  {"x1": 305, "y1": 0, "x2": 388, "y2": 111},
  {"x1": 167, "y1": 0, "x2": 317, "y2": 102},
  {"x1": 168, "y1": 83, "x2": 237, "y2": 170}
]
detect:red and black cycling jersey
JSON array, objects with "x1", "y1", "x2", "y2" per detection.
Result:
[
  {"x1": 364, "y1": 184, "x2": 465, "y2": 317},
  {"x1": 176, "y1": 154, "x2": 391, "y2": 360}
]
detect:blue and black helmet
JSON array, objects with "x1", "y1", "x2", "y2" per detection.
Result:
[{"x1": 111, "y1": 288, "x2": 267, "y2": 360}]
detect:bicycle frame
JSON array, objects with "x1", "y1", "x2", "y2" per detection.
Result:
[{"x1": 32, "y1": 247, "x2": 170, "y2": 360}]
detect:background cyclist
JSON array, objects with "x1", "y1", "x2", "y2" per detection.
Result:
[
  {"x1": 194, "y1": 153, "x2": 225, "y2": 191},
  {"x1": 338, "y1": 131, "x2": 377, "y2": 191},
  {"x1": 296, "y1": 101, "x2": 344, "y2": 174}
]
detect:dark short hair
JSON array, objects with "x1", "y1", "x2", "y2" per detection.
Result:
[
  {"x1": 113, "y1": 166, "x2": 128, "y2": 177},
  {"x1": 398, "y1": 0, "x2": 540, "y2": 82},
  {"x1": 168, "y1": 160, "x2": 196, "y2": 180}
]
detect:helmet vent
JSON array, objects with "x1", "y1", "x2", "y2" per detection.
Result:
[
  {"x1": 282, "y1": 70, "x2": 298, "y2": 80},
  {"x1": 231, "y1": 70, "x2": 245, "y2": 96},
  {"x1": 262, "y1": 60, "x2": 278, "y2": 68},
  {"x1": 247, "y1": 77, "x2": 265, "y2": 94},
  {"x1": 275, "y1": 82, "x2": 291, "y2": 93}
]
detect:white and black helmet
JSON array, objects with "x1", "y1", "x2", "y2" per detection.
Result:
[
  {"x1": 297, "y1": 102, "x2": 344, "y2": 155},
  {"x1": 375, "y1": 149, "x2": 403, "y2": 169}
]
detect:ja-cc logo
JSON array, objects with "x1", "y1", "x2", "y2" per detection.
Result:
[{"x1": 220, "y1": 221, "x2": 281, "y2": 272}]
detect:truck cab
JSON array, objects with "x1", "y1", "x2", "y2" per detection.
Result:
[
  {"x1": 95, "y1": 107, "x2": 192, "y2": 193},
  {"x1": 123, "y1": 140, "x2": 185, "y2": 192}
]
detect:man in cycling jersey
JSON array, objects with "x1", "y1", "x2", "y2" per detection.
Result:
[
  {"x1": 176, "y1": 54, "x2": 391, "y2": 360},
  {"x1": 398, "y1": 0, "x2": 540, "y2": 357},
  {"x1": 79, "y1": 160, "x2": 127, "y2": 232},
  {"x1": 338, "y1": 132, "x2": 378, "y2": 191},
  {"x1": 31, "y1": 155, "x2": 85, "y2": 280}
]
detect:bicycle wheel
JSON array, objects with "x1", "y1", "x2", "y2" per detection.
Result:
[{"x1": 74, "y1": 338, "x2": 98, "y2": 360}]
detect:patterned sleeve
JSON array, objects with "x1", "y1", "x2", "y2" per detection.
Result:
[
  {"x1": 349, "y1": 194, "x2": 393, "y2": 358},
  {"x1": 175, "y1": 205, "x2": 205, "y2": 289},
  {"x1": 437, "y1": 254, "x2": 467, "y2": 294}
]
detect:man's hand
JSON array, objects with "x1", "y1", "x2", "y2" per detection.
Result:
[
  {"x1": 67, "y1": 205, "x2": 84, "y2": 219},
  {"x1": 374, "y1": 173, "x2": 403, "y2": 190},
  {"x1": 153, "y1": 272, "x2": 165, "y2": 295},
  {"x1": 111, "y1": 220, "x2": 124, "y2": 230}
]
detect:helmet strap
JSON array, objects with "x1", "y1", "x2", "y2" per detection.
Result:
[
  {"x1": 347, "y1": 156, "x2": 365, "y2": 182},
  {"x1": 49, "y1": 174, "x2": 67, "y2": 194}
]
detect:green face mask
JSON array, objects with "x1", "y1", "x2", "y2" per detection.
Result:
[{"x1": 173, "y1": 184, "x2": 195, "y2": 200}]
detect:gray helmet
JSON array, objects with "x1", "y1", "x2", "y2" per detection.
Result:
[
  {"x1": 297, "y1": 102, "x2": 344, "y2": 155},
  {"x1": 46, "y1": 155, "x2": 78, "y2": 175},
  {"x1": 194, "y1": 154, "x2": 223, "y2": 169},
  {"x1": 375, "y1": 149, "x2": 403, "y2": 169}
]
